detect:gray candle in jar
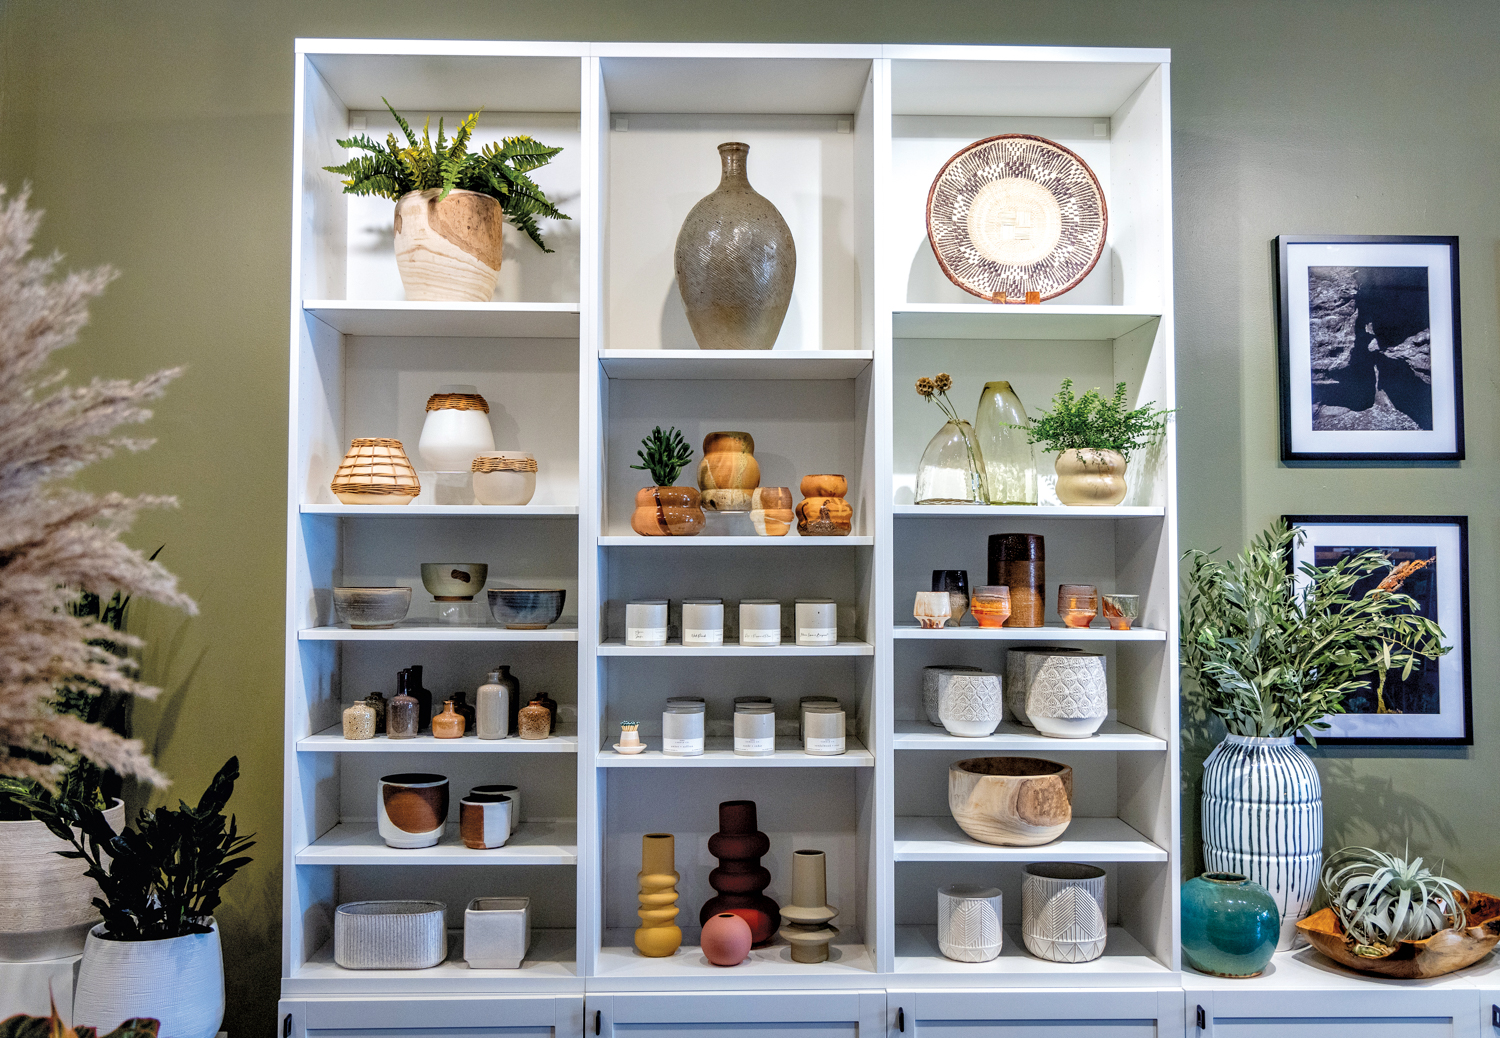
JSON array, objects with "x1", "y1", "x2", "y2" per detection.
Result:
[
  {"x1": 738, "y1": 600, "x2": 782, "y2": 647},
  {"x1": 794, "y1": 599, "x2": 838, "y2": 646},
  {"x1": 803, "y1": 703, "x2": 846, "y2": 756},
  {"x1": 662, "y1": 701, "x2": 705, "y2": 756},
  {"x1": 733, "y1": 702, "x2": 776, "y2": 756},
  {"x1": 798, "y1": 695, "x2": 840, "y2": 743},
  {"x1": 625, "y1": 600, "x2": 669, "y2": 647},
  {"x1": 681, "y1": 599, "x2": 724, "y2": 646}
]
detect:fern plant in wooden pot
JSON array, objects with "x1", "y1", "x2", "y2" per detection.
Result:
[
  {"x1": 325, "y1": 101, "x2": 569, "y2": 302},
  {"x1": 1182, "y1": 523, "x2": 1448, "y2": 951},
  {"x1": 629, "y1": 426, "x2": 705, "y2": 536}
]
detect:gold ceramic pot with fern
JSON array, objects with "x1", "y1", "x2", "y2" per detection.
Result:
[
  {"x1": 1053, "y1": 448, "x2": 1128, "y2": 506},
  {"x1": 393, "y1": 188, "x2": 505, "y2": 302}
]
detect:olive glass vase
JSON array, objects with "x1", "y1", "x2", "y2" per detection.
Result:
[
  {"x1": 974, "y1": 381, "x2": 1037, "y2": 505},
  {"x1": 915, "y1": 419, "x2": 987, "y2": 505}
]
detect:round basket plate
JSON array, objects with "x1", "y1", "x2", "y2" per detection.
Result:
[{"x1": 926, "y1": 134, "x2": 1107, "y2": 303}]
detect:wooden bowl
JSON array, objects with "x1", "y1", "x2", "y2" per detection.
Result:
[
  {"x1": 801, "y1": 474, "x2": 847, "y2": 498},
  {"x1": 1297, "y1": 893, "x2": 1500, "y2": 979},
  {"x1": 948, "y1": 757, "x2": 1073, "y2": 846}
]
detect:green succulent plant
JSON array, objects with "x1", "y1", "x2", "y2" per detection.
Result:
[
  {"x1": 1322, "y1": 845, "x2": 1467, "y2": 955},
  {"x1": 1013, "y1": 379, "x2": 1172, "y2": 462},
  {"x1": 630, "y1": 426, "x2": 695, "y2": 487},
  {"x1": 324, "y1": 99, "x2": 569, "y2": 252}
]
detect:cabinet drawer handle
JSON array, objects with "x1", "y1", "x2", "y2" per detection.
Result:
[
  {"x1": 1196, "y1": 1005, "x2": 1207, "y2": 1030},
  {"x1": 283, "y1": 1015, "x2": 292, "y2": 1038},
  {"x1": 595, "y1": 1009, "x2": 602, "y2": 1035},
  {"x1": 1492, "y1": 1004, "x2": 1499, "y2": 1029},
  {"x1": 897, "y1": 1007, "x2": 905, "y2": 1032}
]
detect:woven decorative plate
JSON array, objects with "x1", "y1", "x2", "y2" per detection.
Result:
[{"x1": 926, "y1": 134, "x2": 1107, "y2": 303}]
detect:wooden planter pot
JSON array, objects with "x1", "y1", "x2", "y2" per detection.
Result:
[
  {"x1": 1297, "y1": 893, "x2": 1500, "y2": 979},
  {"x1": 393, "y1": 188, "x2": 504, "y2": 302}
]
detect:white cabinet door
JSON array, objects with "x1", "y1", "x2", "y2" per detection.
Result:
[
  {"x1": 280, "y1": 995, "x2": 585, "y2": 1037},
  {"x1": 589, "y1": 992, "x2": 885, "y2": 1038},
  {"x1": 887, "y1": 989, "x2": 1185, "y2": 1038},
  {"x1": 1189, "y1": 987, "x2": 1482, "y2": 1038}
]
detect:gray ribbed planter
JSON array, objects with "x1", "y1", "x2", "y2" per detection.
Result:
[
  {"x1": 0, "y1": 799, "x2": 125, "y2": 961},
  {"x1": 1202, "y1": 734, "x2": 1322, "y2": 950}
]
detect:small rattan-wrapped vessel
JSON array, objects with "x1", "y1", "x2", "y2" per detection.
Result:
[{"x1": 331, "y1": 438, "x2": 421, "y2": 505}]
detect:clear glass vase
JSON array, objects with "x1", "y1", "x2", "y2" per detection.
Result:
[
  {"x1": 915, "y1": 419, "x2": 987, "y2": 505},
  {"x1": 974, "y1": 381, "x2": 1038, "y2": 505}
]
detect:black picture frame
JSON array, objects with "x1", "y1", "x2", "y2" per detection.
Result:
[
  {"x1": 1275, "y1": 235, "x2": 1464, "y2": 462},
  {"x1": 1284, "y1": 514, "x2": 1472, "y2": 746}
]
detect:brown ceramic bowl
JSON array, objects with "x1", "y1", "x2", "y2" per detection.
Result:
[{"x1": 800, "y1": 474, "x2": 847, "y2": 498}]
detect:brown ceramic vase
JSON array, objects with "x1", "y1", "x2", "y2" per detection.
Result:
[
  {"x1": 698, "y1": 432, "x2": 760, "y2": 512},
  {"x1": 631, "y1": 486, "x2": 706, "y2": 536},
  {"x1": 796, "y1": 474, "x2": 852, "y2": 537}
]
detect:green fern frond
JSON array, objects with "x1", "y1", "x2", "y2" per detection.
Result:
[
  {"x1": 493, "y1": 135, "x2": 564, "y2": 172},
  {"x1": 384, "y1": 98, "x2": 417, "y2": 148}
]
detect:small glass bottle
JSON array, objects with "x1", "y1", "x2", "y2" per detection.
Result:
[
  {"x1": 387, "y1": 684, "x2": 419, "y2": 739},
  {"x1": 341, "y1": 700, "x2": 376, "y2": 740},
  {"x1": 449, "y1": 687, "x2": 477, "y2": 732},
  {"x1": 518, "y1": 698, "x2": 551, "y2": 740},
  {"x1": 432, "y1": 700, "x2": 466, "y2": 738},
  {"x1": 974, "y1": 381, "x2": 1038, "y2": 505},
  {"x1": 733, "y1": 702, "x2": 776, "y2": 757},
  {"x1": 362, "y1": 691, "x2": 388, "y2": 734},
  {"x1": 476, "y1": 669, "x2": 509, "y2": 740}
]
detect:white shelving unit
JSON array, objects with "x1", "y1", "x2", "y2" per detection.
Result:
[{"x1": 284, "y1": 38, "x2": 1196, "y2": 1036}]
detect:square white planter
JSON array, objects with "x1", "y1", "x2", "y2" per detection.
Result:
[{"x1": 464, "y1": 897, "x2": 531, "y2": 969}]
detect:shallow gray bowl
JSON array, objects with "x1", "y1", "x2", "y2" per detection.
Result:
[
  {"x1": 420, "y1": 562, "x2": 489, "y2": 600},
  {"x1": 488, "y1": 588, "x2": 565, "y2": 630},
  {"x1": 334, "y1": 587, "x2": 411, "y2": 629}
]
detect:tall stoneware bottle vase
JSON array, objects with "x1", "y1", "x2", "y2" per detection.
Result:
[
  {"x1": 1201, "y1": 734, "x2": 1322, "y2": 950},
  {"x1": 634, "y1": 833, "x2": 683, "y2": 957},
  {"x1": 674, "y1": 143, "x2": 796, "y2": 351},
  {"x1": 700, "y1": 800, "x2": 781, "y2": 946}
]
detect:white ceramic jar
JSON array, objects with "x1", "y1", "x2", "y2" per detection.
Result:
[
  {"x1": 794, "y1": 599, "x2": 838, "y2": 646},
  {"x1": 938, "y1": 884, "x2": 1003, "y2": 962},
  {"x1": 625, "y1": 600, "x2": 669, "y2": 647},
  {"x1": 682, "y1": 599, "x2": 725, "y2": 646},
  {"x1": 472, "y1": 451, "x2": 537, "y2": 506},
  {"x1": 937, "y1": 671, "x2": 1003, "y2": 738},
  {"x1": 475, "y1": 669, "x2": 509, "y2": 740},
  {"x1": 738, "y1": 600, "x2": 782, "y2": 646},
  {"x1": 733, "y1": 702, "x2": 776, "y2": 756},
  {"x1": 1025, "y1": 651, "x2": 1108, "y2": 738},
  {"x1": 418, "y1": 385, "x2": 495, "y2": 471},
  {"x1": 803, "y1": 704, "x2": 846, "y2": 755},
  {"x1": 662, "y1": 702, "x2": 706, "y2": 756}
]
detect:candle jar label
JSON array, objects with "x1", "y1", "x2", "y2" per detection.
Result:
[
  {"x1": 740, "y1": 628, "x2": 781, "y2": 646},
  {"x1": 805, "y1": 736, "x2": 845, "y2": 754},
  {"x1": 796, "y1": 627, "x2": 838, "y2": 646},
  {"x1": 662, "y1": 737, "x2": 703, "y2": 756},
  {"x1": 683, "y1": 628, "x2": 725, "y2": 645},
  {"x1": 627, "y1": 626, "x2": 668, "y2": 645},
  {"x1": 734, "y1": 736, "x2": 774, "y2": 753}
]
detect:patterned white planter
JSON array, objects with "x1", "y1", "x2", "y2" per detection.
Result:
[
  {"x1": 937, "y1": 672, "x2": 1003, "y2": 738},
  {"x1": 1202, "y1": 734, "x2": 1322, "y2": 950},
  {"x1": 1024, "y1": 652, "x2": 1107, "y2": 739},
  {"x1": 1022, "y1": 863, "x2": 1107, "y2": 962},
  {"x1": 72, "y1": 918, "x2": 224, "y2": 1038},
  {"x1": 937, "y1": 884, "x2": 1002, "y2": 962},
  {"x1": 921, "y1": 665, "x2": 981, "y2": 726}
]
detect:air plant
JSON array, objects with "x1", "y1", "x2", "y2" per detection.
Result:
[{"x1": 1322, "y1": 845, "x2": 1468, "y2": 956}]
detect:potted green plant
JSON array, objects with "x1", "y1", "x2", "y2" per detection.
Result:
[
  {"x1": 325, "y1": 100, "x2": 569, "y2": 302},
  {"x1": 1011, "y1": 379, "x2": 1171, "y2": 505},
  {"x1": 629, "y1": 426, "x2": 704, "y2": 536},
  {"x1": 0, "y1": 999, "x2": 157, "y2": 1038},
  {"x1": 1296, "y1": 846, "x2": 1499, "y2": 978},
  {"x1": 21, "y1": 758, "x2": 253, "y2": 1038},
  {"x1": 1182, "y1": 521, "x2": 1448, "y2": 949}
]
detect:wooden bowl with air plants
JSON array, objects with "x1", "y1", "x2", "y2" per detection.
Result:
[{"x1": 1296, "y1": 846, "x2": 1500, "y2": 979}]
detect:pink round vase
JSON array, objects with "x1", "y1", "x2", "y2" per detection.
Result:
[{"x1": 701, "y1": 912, "x2": 753, "y2": 966}]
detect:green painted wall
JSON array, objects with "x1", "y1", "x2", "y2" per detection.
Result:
[{"x1": 1, "y1": 0, "x2": 1495, "y2": 1030}]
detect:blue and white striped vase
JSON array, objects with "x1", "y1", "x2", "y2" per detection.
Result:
[{"x1": 1201, "y1": 734, "x2": 1322, "y2": 951}]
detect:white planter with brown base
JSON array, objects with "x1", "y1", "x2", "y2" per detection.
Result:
[
  {"x1": 1054, "y1": 448, "x2": 1128, "y2": 506},
  {"x1": 393, "y1": 188, "x2": 504, "y2": 302},
  {"x1": 0, "y1": 799, "x2": 125, "y2": 962}
]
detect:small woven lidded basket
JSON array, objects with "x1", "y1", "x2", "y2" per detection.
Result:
[
  {"x1": 472, "y1": 450, "x2": 538, "y2": 506},
  {"x1": 331, "y1": 438, "x2": 421, "y2": 505}
]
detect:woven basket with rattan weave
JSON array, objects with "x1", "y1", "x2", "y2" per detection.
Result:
[
  {"x1": 426, "y1": 392, "x2": 489, "y2": 413},
  {"x1": 331, "y1": 438, "x2": 421, "y2": 500},
  {"x1": 472, "y1": 454, "x2": 538, "y2": 473}
]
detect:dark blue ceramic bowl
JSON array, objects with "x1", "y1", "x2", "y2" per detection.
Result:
[{"x1": 487, "y1": 588, "x2": 565, "y2": 629}]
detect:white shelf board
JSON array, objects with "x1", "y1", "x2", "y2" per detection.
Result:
[
  {"x1": 893, "y1": 624, "x2": 1165, "y2": 642},
  {"x1": 598, "y1": 639, "x2": 873, "y2": 657},
  {"x1": 894, "y1": 925, "x2": 1170, "y2": 987},
  {"x1": 299, "y1": 622, "x2": 579, "y2": 642},
  {"x1": 893, "y1": 815, "x2": 1166, "y2": 862},
  {"x1": 299, "y1": 726, "x2": 579, "y2": 753},
  {"x1": 304, "y1": 300, "x2": 581, "y2": 338},
  {"x1": 894, "y1": 504, "x2": 1164, "y2": 519},
  {"x1": 598, "y1": 534, "x2": 874, "y2": 547},
  {"x1": 893, "y1": 719, "x2": 1166, "y2": 752},
  {"x1": 301, "y1": 503, "x2": 579, "y2": 517},
  {"x1": 287, "y1": 928, "x2": 579, "y2": 996},
  {"x1": 596, "y1": 735, "x2": 873, "y2": 767},
  {"x1": 595, "y1": 929, "x2": 875, "y2": 990},
  {"x1": 893, "y1": 305, "x2": 1161, "y2": 341},
  {"x1": 295, "y1": 819, "x2": 578, "y2": 866},
  {"x1": 599, "y1": 349, "x2": 873, "y2": 380}
]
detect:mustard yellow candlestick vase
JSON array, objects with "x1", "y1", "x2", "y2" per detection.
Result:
[{"x1": 634, "y1": 833, "x2": 683, "y2": 957}]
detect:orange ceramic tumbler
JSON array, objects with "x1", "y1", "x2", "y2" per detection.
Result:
[{"x1": 1057, "y1": 584, "x2": 1099, "y2": 629}]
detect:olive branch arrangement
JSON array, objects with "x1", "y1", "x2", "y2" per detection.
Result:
[{"x1": 1181, "y1": 521, "x2": 1448, "y2": 742}]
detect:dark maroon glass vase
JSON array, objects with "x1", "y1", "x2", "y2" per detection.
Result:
[{"x1": 699, "y1": 799, "x2": 781, "y2": 946}]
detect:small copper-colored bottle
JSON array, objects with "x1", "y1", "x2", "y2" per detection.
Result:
[
  {"x1": 518, "y1": 698, "x2": 551, "y2": 740},
  {"x1": 387, "y1": 682, "x2": 419, "y2": 739},
  {"x1": 432, "y1": 700, "x2": 466, "y2": 739}
]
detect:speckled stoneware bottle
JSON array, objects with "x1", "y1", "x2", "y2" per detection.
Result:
[{"x1": 674, "y1": 142, "x2": 796, "y2": 351}]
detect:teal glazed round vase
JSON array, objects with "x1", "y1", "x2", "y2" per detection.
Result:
[{"x1": 1181, "y1": 872, "x2": 1279, "y2": 978}]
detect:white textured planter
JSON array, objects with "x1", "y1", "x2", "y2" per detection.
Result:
[
  {"x1": 937, "y1": 672, "x2": 1003, "y2": 738},
  {"x1": 1202, "y1": 733, "x2": 1323, "y2": 950},
  {"x1": 1022, "y1": 863, "x2": 1107, "y2": 963},
  {"x1": 393, "y1": 188, "x2": 504, "y2": 302},
  {"x1": 1024, "y1": 652, "x2": 1107, "y2": 739},
  {"x1": 937, "y1": 884, "x2": 1003, "y2": 962},
  {"x1": 0, "y1": 799, "x2": 125, "y2": 962},
  {"x1": 73, "y1": 919, "x2": 224, "y2": 1038}
]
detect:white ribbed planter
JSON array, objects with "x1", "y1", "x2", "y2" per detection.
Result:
[
  {"x1": 72, "y1": 919, "x2": 224, "y2": 1038},
  {"x1": 0, "y1": 799, "x2": 125, "y2": 962},
  {"x1": 1202, "y1": 734, "x2": 1323, "y2": 950}
]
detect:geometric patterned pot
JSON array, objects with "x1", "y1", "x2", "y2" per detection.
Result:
[
  {"x1": 1024, "y1": 651, "x2": 1107, "y2": 738},
  {"x1": 1022, "y1": 863, "x2": 1107, "y2": 962}
]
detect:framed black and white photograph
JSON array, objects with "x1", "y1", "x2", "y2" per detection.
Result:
[
  {"x1": 1275, "y1": 235, "x2": 1464, "y2": 462},
  {"x1": 1286, "y1": 515, "x2": 1471, "y2": 745}
]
